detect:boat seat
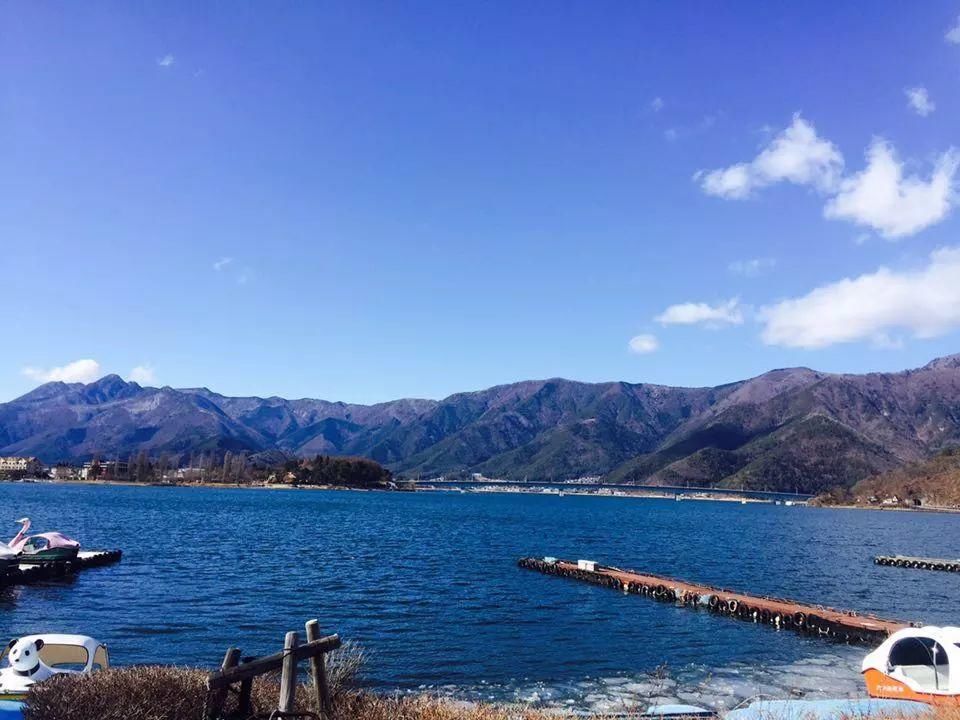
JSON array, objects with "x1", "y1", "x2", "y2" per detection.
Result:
[{"x1": 893, "y1": 664, "x2": 950, "y2": 690}]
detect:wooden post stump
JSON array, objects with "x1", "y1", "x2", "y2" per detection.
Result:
[
  {"x1": 306, "y1": 619, "x2": 333, "y2": 718},
  {"x1": 278, "y1": 631, "x2": 299, "y2": 714}
]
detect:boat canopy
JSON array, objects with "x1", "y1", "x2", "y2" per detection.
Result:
[
  {"x1": 1, "y1": 635, "x2": 108, "y2": 673},
  {"x1": 863, "y1": 626, "x2": 960, "y2": 696}
]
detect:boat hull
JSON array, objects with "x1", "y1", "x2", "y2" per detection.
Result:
[
  {"x1": 16, "y1": 547, "x2": 79, "y2": 564},
  {"x1": 863, "y1": 668, "x2": 960, "y2": 705},
  {"x1": 0, "y1": 699, "x2": 24, "y2": 720}
]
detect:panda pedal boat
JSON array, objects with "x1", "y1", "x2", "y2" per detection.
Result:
[{"x1": 0, "y1": 634, "x2": 108, "y2": 715}]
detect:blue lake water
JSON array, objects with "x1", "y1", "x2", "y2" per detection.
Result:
[{"x1": 1, "y1": 484, "x2": 958, "y2": 711}]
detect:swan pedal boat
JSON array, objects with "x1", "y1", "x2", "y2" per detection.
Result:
[
  {"x1": 7, "y1": 519, "x2": 80, "y2": 564},
  {"x1": 0, "y1": 634, "x2": 108, "y2": 710}
]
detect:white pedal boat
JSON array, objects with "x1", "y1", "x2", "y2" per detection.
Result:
[
  {"x1": 863, "y1": 626, "x2": 960, "y2": 705},
  {"x1": 0, "y1": 634, "x2": 108, "y2": 703}
]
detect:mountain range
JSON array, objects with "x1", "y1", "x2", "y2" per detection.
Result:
[{"x1": 3, "y1": 355, "x2": 960, "y2": 493}]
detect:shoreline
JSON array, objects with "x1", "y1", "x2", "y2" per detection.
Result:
[
  {"x1": 3, "y1": 477, "x2": 778, "y2": 504},
  {"x1": 7, "y1": 477, "x2": 960, "y2": 514}
]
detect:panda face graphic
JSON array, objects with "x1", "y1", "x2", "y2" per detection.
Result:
[{"x1": 7, "y1": 638, "x2": 44, "y2": 674}]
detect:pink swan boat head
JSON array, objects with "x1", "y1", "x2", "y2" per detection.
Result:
[{"x1": 9, "y1": 518, "x2": 80, "y2": 556}]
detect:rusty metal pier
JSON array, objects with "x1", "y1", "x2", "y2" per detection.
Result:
[{"x1": 519, "y1": 557, "x2": 916, "y2": 644}]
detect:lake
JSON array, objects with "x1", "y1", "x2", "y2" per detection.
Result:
[{"x1": 0, "y1": 484, "x2": 958, "y2": 712}]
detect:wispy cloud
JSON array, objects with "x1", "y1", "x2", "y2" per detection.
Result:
[
  {"x1": 129, "y1": 365, "x2": 157, "y2": 385},
  {"x1": 650, "y1": 97, "x2": 664, "y2": 112},
  {"x1": 627, "y1": 334, "x2": 659, "y2": 354},
  {"x1": 157, "y1": 54, "x2": 175, "y2": 68},
  {"x1": 728, "y1": 258, "x2": 776, "y2": 277},
  {"x1": 22, "y1": 359, "x2": 101, "y2": 384},
  {"x1": 759, "y1": 247, "x2": 960, "y2": 349},
  {"x1": 946, "y1": 15, "x2": 960, "y2": 43},
  {"x1": 655, "y1": 299, "x2": 744, "y2": 328},
  {"x1": 213, "y1": 257, "x2": 233, "y2": 271},
  {"x1": 664, "y1": 114, "x2": 718, "y2": 143},
  {"x1": 905, "y1": 87, "x2": 935, "y2": 117}
]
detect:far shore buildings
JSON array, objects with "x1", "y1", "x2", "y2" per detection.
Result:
[
  {"x1": 50, "y1": 465, "x2": 78, "y2": 480},
  {"x1": 80, "y1": 460, "x2": 130, "y2": 481},
  {"x1": 0, "y1": 456, "x2": 43, "y2": 475}
]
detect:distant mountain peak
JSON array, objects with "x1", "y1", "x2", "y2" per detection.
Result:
[
  {"x1": 923, "y1": 354, "x2": 960, "y2": 371},
  {"x1": 80, "y1": 374, "x2": 141, "y2": 403}
]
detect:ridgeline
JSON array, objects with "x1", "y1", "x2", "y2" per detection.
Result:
[{"x1": 5, "y1": 354, "x2": 960, "y2": 495}]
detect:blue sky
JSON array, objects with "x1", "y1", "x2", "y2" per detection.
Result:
[{"x1": 4, "y1": 2, "x2": 960, "y2": 403}]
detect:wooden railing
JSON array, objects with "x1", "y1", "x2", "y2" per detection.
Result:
[{"x1": 205, "y1": 619, "x2": 342, "y2": 720}]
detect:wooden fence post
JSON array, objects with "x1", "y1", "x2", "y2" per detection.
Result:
[
  {"x1": 278, "y1": 631, "x2": 299, "y2": 714},
  {"x1": 305, "y1": 619, "x2": 333, "y2": 718},
  {"x1": 237, "y1": 656, "x2": 255, "y2": 718},
  {"x1": 206, "y1": 647, "x2": 241, "y2": 720}
]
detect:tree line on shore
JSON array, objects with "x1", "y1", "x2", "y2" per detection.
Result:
[{"x1": 6, "y1": 451, "x2": 396, "y2": 489}]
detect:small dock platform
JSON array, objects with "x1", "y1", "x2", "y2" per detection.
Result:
[
  {"x1": 875, "y1": 554, "x2": 960, "y2": 572},
  {"x1": 1, "y1": 550, "x2": 123, "y2": 588},
  {"x1": 519, "y1": 557, "x2": 915, "y2": 644}
]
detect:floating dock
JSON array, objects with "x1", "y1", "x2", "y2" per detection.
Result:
[
  {"x1": 875, "y1": 554, "x2": 960, "y2": 572},
  {"x1": 0, "y1": 550, "x2": 123, "y2": 588},
  {"x1": 518, "y1": 557, "x2": 915, "y2": 644}
]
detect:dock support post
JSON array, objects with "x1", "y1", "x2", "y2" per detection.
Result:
[
  {"x1": 306, "y1": 619, "x2": 333, "y2": 718},
  {"x1": 278, "y1": 631, "x2": 299, "y2": 714}
]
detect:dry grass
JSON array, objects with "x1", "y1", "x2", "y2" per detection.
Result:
[
  {"x1": 21, "y1": 669, "x2": 563, "y2": 720},
  {"x1": 928, "y1": 708, "x2": 960, "y2": 720},
  {"x1": 22, "y1": 640, "x2": 373, "y2": 720},
  {"x1": 22, "y1": 666, "x2": 209, "y2": 720}
]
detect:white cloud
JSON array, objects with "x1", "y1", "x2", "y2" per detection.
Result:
[
  {"x1": 213, "y1": 257, "x2": 233, "y2": 271},
  {"x1": 728, "y1": 258, "x2": 776, "y2": 277},
  {"x1": 157, "y1": 54, "x2": 175, "y2": 68},
  {"x1": 129, "y1": 365, "x2": 157, "y2": 385},
  {"x1": 651, "y1": 97, "x2": 664, "y2": 112},
  {"x1": 699, "y1": 163, "x2": 752, "y2": 197},
  {"x1": 655, "y1": 298, "x2": 744, "y2": 327},
  {"x1": 823, "y1": 140, "x2": 958, "y2": 239},
  {"x1": 946, "y1": 16, "x2": 960, "y2": 43},
  {"x1": 905, "y1": 87, "x2": 935, "y2": 117},
  {"x1": 628, "y1": 334, "x2": 659, "y2": 354},
  {"x1": 760, "y1": 247, "x2": 960, "y2": 349},
  {"x1": 696, "y1": 114, "x2": 843, "y2": 199},
  {"x1": 22, "y1": 359, "x2": 101, "y2": 384},
  {"x1": 699, "y1": 114, "x2": 957, "y2": 239}
]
